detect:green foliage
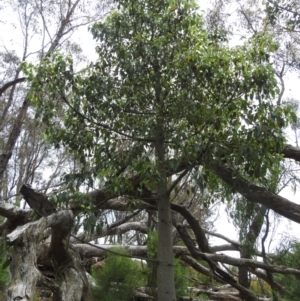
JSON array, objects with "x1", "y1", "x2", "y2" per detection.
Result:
[
  {"x1": 265, "y1": 0, "x2": 300, "y2": 31},
  {"x1": 0, "y1": 269, "x2": 9, "y2": 299},
  {"x1": 146, "y1": 230, "x2": 158, "y2": 298},
  {"x1": 197, "y1": 294, "x2": 209, "y2": 300},
  {"x1": 24, "y1": 0, "x2": 292, "y2": 201},
  {"x1": 250, "y1": 279, "x2": 271, "y2": 298},
  {"x1": 272, "y1": 241, "x2": 300, "y2": 300},
  {"x1": 91, "y1": 248, "x2": 144, "y2": 301},
  {"x1": 174, "y1": 258, "x2": 190, "y2": 298},
  {"x1": 146, "y1": 230, "x2": 158, "y2": 259}
]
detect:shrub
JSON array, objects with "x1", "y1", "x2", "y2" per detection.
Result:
[
  {"x1": 91, "y1": 248, "x2": 144, "y2": 301},
  {"x1": 174, "y1": 258, "x2": 190, "y2": 298}
]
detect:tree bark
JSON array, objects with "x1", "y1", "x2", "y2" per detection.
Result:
[
  {"x1": 239, "y1": 205, "x2": 266, "y2": 301},
  {"x1": 155, "y1": 124, "x2": 176, "y2": 301},
  {"x1": 153, "y1": 54, "x2": 176, "y2": 300},
  {"x1": 282, "y1": 144, "x2": 300, "y2": 162},
  {"x1": 0, "y1": 77, "x2": 25, "y2": 98},
  {"x1": 0, "y1": 99, "x2": 30, "y2": 183},
  {"x1": 5, "y1": 210, "x2": 89, "y2": 301}
]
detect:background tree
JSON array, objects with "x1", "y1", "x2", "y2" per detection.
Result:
[
  {"x1": 0, "y1": 0, "x2": 112, "y2": 300},
  {"x1": 205, "y1": 0, "x2": 300, "y2": 297}
]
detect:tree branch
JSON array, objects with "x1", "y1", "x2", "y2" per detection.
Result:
[
  {"x1": 208, "y1": 163, "x2": 300, "y2": 223},
  {"x1": 282, "y1": 144, "x2": 300, "y2": 162},
  {"x1": 0, "y1": 77, "x2": 25, "y2": 97}
]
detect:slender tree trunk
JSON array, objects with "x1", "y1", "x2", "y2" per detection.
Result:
[
  {"x1": 0, "y1": 71, "x2": 21, "y2": 131},
  {"x1": 0, "y1": 98, "x2": 30, "y2": 184},
  {"x1": 155, "y1": 116, "x2": 176, "y2": 301},
  {"x1": 239, "y1": 205, "x2": 266, "y2": 301}
]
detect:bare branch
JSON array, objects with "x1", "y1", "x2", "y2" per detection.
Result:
[
  {"x1": 0, "y1": 77, "x2": 25, "y2": 97},
  {"x1": 282, "y1": 144, "x2": 300, "y2": 162}
]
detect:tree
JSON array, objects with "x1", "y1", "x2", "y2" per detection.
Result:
[
  {"x1": 207, "y1": 0, "x2": 300, "y2": 105},
  {"x1": 0, "y1": 0, "x2": 112, "y2": 195},
  {"x1": 205, "y1": 0, "x2": 300, "y2": 296},
  {"x1": 265, "y1": 0, "x2": 300, "y2": 32},
  {"x1": 2, "y1": 0, "x2": 300, "y2": 300},
  {"x1": 24, "y1": 0, "x2": 299, "y2": 300},
  {"x1": 0, "y1": 0, "x2": 112, "y2": 300}
]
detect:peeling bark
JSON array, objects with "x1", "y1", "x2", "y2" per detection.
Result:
[
  {"x1": 4, "y1": 210, "x2": 89, "y2": 301},
  {"x1": 0, "y1": 201, "x2": 32, "y2": 235}
]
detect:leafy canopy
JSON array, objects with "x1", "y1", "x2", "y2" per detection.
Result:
[{"x1": 24, "y1": 0, "x2": 294, "y2": 193}]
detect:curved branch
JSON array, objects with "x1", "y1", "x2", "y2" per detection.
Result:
[
  {"x1": 204, "y1": 253, "x2": 300, "y2": 277},
  {"x1": 282, "y1": 144, "x2": 300, "y2": 162},
  {"x1": 102, "y1": 221, "x2": 148, "y2": 237},
  {"x1": 205, "y1": 230, "x2": 241, "y2": 251},
  {"x1": 208, "y1": 163, "x2": 300, "y2": 223},
  {"x1": 180, "y1": 254, "x2": 227, "y2": 284},
  {"x1": 0, "y1": 77, "x2": 25, "y2": 97},
  {"x1": 171, "y1": 202, "x2": 211, "y2": 253},
  {"x1": 71, "y1": 221, "x2": 148, "y2": 243},
  {"x1": 0, "y1": 201, "x2": 32, "y2": 235}
]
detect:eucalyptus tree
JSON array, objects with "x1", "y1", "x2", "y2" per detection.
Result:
[
  {"x1": 207, "y1": 0, "x2": 300, "y2": 103},
  {"x1": 0, "y1": 0, "x2": 113, "y2": 300},
  {"x1": 24, "y1": 0, "x2": 298, "y2": 299},
  {"x1": 204, "y1": 0, "x2": 300, "y2": 296},
  {"x1": 0, "y1": 0, "x2": 112, "y2": 194}
]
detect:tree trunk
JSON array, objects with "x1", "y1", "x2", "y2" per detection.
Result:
[
  {"x1": 0, "y1": 99, "x2": 30, "y2": 184},
  {"x1": 4, "y1": 210, "x2": 90, "y2": 301},
  {"x1": 239, "y1": 205, "x2": 266, "y2": 301},
  {"x1": 157, "y1": 185, "x2": 175, "y2": 301},
  {"x1": 155, "y1": 117, "x2": 176, "y2": 301}
]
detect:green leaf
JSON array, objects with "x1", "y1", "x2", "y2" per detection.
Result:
[{"x1": 2, "y1": 257, "x2": 11, "y2": 270}]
